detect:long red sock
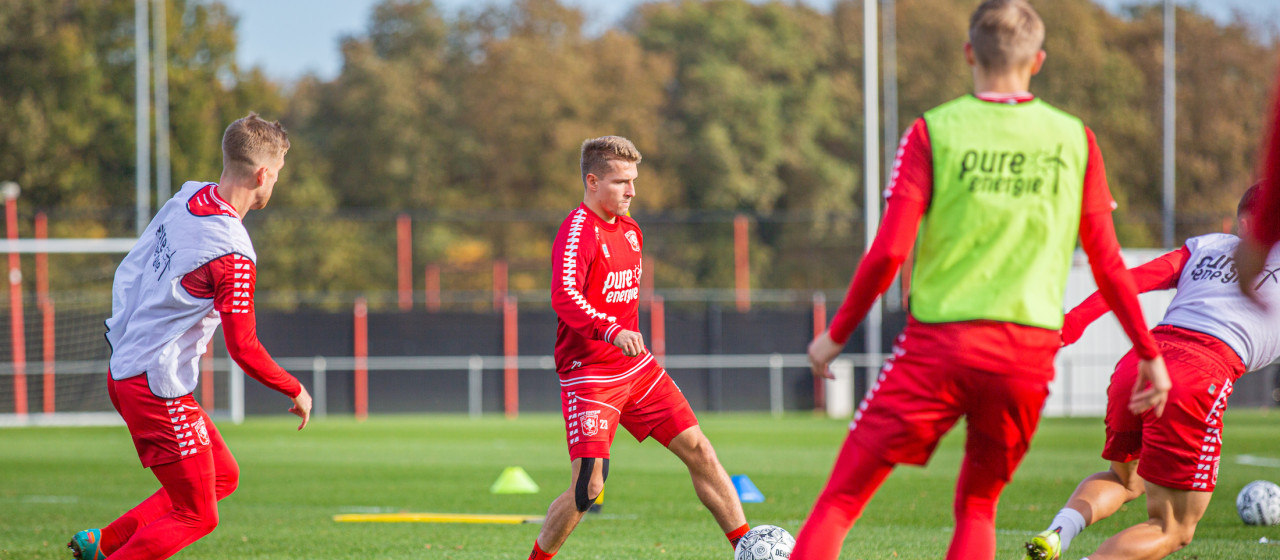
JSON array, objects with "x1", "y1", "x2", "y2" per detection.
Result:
[
  {"x1": 528, "y1": 539, "x2": 556, "y2": 560},
  {"x1": 944, "y1": 455, "x2": 1006, "y2": 560},
  {"x1": 791, "y1": 436, "x2": 895, "y2": 560},
  {"x1": 726, "y1": 523, "x2": 750, "y2": 549}
]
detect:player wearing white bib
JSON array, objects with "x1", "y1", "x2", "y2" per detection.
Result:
[
  {"x1": 68, "y1": 113, "x2": 311, "y2": 560},
  {"x1": 1026, "y1": 184, "x2": 1280, "y2": 560}
]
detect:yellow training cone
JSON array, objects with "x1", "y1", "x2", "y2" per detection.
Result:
[{"x1": 490, "y1": 466, "x2": 540, "y2": 494}]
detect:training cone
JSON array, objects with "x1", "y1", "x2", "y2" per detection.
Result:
[
  {"x1": 490, "y1": 466, "x2": 540, "y2": 494},
  {"x1": 731, "y1": 474, "x2": 765, "y2": 503}
]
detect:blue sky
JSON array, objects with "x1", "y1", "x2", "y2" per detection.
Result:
[{"x1": 220, "y1": 0, "x2": 1280, "y2": 82}]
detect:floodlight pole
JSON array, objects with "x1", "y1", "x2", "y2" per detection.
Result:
[
  {"x1": 1162, "y1": 0, "x2": 1176, "y2": 248},
  {"x1": 864, "y1": 0, "x2": 883, "y2": 368},
  {"x1": 881, "y1": 0, "x2": 901, "y2": 311},
  {"x1": 152, "y1": 0, "x2": 171, "y2": 204},
  {"x1": 135, "y1": 0, "x2": 151, "y2": 236}
]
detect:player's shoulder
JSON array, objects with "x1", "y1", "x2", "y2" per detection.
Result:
[
  {"x1": 1184, "y1": 232, "x2": 1239, "y2": 253},
  {"x1": 618, "y1": 214, "x2": 641, "y2": 231},
  {"x1": 184, "y1": 182, "x2": 238, "y2": 219}
]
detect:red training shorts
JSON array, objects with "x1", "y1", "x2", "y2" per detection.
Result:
[
  {"x1": 560, "y1": 363, "x2": 699, "y2": 460},
  {"x1": 847, "y1": 324, "x2": 1053, "y2": 482},
  {"x1": 1104, "y1": 326, "x2": 1245, "y2": 492},
  {"x1": 109, "y1": 373, "x2": 216, "y2": 468}
]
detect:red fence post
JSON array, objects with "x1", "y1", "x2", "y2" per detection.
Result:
[
  {"x1": 493, "y1": 260, "x2": 508, "y2": 312},
  {"x1": 651, "y1": 294, "x2": 666, "y2": 368},
  {"x1": 396, "y1": 214, "x2": 412, "y2": 311},
  {"x1": 6, "y1": 187, "x2": 26, "y2": 416},
  {"x1": 424, "y1": 263, "x2": 440, "y2": 312},
  {"x1": 201, "y1": 349, "x2": 214, "y2": 411},
  {"x1": 503, "y1": 295, "x2": 518, "y2": 419},
  {"x1": 812, "y1": 292, "x2": 827, "y2": 412},
  {"x1": 354, "y1": 297, "x2": 369, "y2": 421},
  {"x1": 734, "y1": 214, "x2": 750, "y2": 312},
  {"x1": 36, "y1": 212, "x2": 54, "y2": 414}
]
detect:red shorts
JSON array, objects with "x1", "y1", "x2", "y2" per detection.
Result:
[
  {"x1": 847, "y1": 326, "x2": 1052, "y2": 482},
  {"x1": 1104, "y1": 326, "x2": 1244, "y2": 492},
  {"x1": 560, "y1": 363, "x2": 699, "y2": 460},
  {"x1": 109, "y1": 374, "x2": 216, "y2": 468}
]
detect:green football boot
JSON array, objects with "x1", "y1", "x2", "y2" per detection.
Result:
[
  {"x1": 68, "y1": 528, "x2": 106, "y2": 560},
  {"x1": 1024, "y1": 529, "x2": 1061, "y2": 560}
]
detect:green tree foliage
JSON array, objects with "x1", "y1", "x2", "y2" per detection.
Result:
[{"x1": 3, "y1": 0, "x2": 1277, "y2": 301}]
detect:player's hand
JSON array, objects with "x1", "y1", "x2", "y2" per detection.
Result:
[
  {"x1": 612, "y1": 329, "x2": 646, "y2": 357},
  {"x1": 289, "y1": 385, "x2": 313, "y2": 431},
  {"x1": 807, "y1": 331, "x2": 840, "y2": 380},
  {"x1": 1235, "y1": 237, "x2": 1270, "y2": 310},
  {"x1": 1060, "y1": 314, "x2": 1085, "y2": 347},
  {"x1": 1129, "y1": 356, "x2": 1170, "y2": 417}
]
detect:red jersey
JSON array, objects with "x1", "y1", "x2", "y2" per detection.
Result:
[
  {"x1": 179, "y1": 186, "x2": 300, "y2": 398},
  {"x1": 551, "y1": 204, "x2": 653, "y2": 388}
]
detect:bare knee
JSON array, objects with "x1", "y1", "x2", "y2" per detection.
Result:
[{"x1": 1110, "y1": 463, "x2": 1145, "y2": 501}]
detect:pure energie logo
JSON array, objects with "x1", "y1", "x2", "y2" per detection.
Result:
[{"x1": 957, "y1": 145, "x2": 1067, "y2": 197}]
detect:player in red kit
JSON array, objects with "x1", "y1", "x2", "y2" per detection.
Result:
[
  {"x1": 793, "y1": 2, "x2": 1167, "y2": 559},
  {"x1": 1236, "y1": 79, "x2": 1280, "y2": 302},
  {"x1": 68, "y1": 113, "x2": 311, "y2": 560},
  {"x1": 526, "y1": 136, "x2": 749, "y2": 560}
]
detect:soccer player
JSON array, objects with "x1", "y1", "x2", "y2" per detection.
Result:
[
  {"x1": 794, "y1": 2, "x2": 1168, "y2": 559},
  {"x1": 68, "y1": 113, "x2": 311, "y2": 560},
  {"x1": 1236, "y1": 86, "x2": 1280, "y2": 302},
  {"x1": 1026, "y1": 184, "x2": 1280, "y2": 560},
  {"x1": 526, "y1": 136, "x2": 749, "y2": 560}
]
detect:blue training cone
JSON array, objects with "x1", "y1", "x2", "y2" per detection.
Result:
[{"x1": 731, "y1": 474, "x2": 765, "y2": 503}]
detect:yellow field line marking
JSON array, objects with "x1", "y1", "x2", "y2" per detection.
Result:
[{"x1": 333, "y1": 513, "x2": 543, "y2": 524}]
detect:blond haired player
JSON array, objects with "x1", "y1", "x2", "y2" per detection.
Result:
[
  {"x1": 1026, "y1": 185, "x2": 1280, "y2": 560},
  {"x1": 795, "y1": 1, "x2": 1166, "y2": 558},
  {"x1": 68, "y1": 113, "x2": 311, "y2": 560},
  {"x1": 526, "y1": 136, "x2": 749, "y2": 560}
]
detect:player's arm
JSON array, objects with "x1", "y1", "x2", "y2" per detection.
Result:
[
  {"x1": 1077, "y1": 128, "x2": 1169, "y2": 416},
  {"x1": 810, "y1": 120, "x2": 929, "y2": 378},
  {"x1": 186, "y1": 254, "x2": 312, "y2": 429},
  {"x1": 1061, "y1": 246, "x2": 1190, "y2": 345},
  {"x1": 1238, "y1": 89, "x2": 1280, "y2": 305},
  {"x1": 550, "y1": 220, "x2": 643, "y2": 355}
]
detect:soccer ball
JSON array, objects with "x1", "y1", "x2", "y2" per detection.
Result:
[
  {"x1": 1237, "y1": 480, "x2": 1280, "y2": 526},
  {"x1": 734, "y1": 525, "x2": 795, "y2": 560}
]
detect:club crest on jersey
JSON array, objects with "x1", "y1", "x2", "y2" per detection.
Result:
[
  {"x1": 625, "y1": 230, "x2": 640, "y2": 252},
  {"x1": 193, "y1": 417, "x2": 211, "y2": 446},
  {"x1": 580, "y1": 410, "x2": 601, "y2": 437}
]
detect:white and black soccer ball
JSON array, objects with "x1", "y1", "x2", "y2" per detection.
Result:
[
  {"x1": 734, "y1": 525, "x2": 795, "y2": 560},
  {"x1": 1237, "y1": 480, "x2": 1280, "y2": 526}
]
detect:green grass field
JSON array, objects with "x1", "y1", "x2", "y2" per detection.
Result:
[{"x1": 2, "y1": 411, "x2": 1279, "y2": 559}]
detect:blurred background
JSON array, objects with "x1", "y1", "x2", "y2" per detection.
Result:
[{"x1": 0, "y1": 0, "x2": 1277, "y2": 422}]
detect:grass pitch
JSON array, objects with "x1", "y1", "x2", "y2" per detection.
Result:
[{"x1": 2, "y1": 411, "x2": 1279, "y2": 559}]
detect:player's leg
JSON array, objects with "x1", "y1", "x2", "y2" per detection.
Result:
[
  {"x1": 791, "y1": 434, "x2": 896, "y2": 560},
  {"x1": 1084, "y1": 482, "x2": 1211, "y2": 560},
  {"x1": 947, "y1": 369, "x2": 1050, "y2": 560},
  {"x1": 529, "y1": 386, "x2": 623, "y2": 559},
  {"x1": 621, "y1": 366, "x2": 748, "y2": 548},
  {"x1": 794, "y1": 334, "x2": 963, "y2": 560},
  {"x1": 531, "y1": 456, "x2": 607, "y2": 559},
  {"x1": 1027, "y1": 352, "x2": 1146, "y2": 559},
  {"x1": 106, "y1": 450, "x2": 221, "y2": 559},
  {"x1": 666, "y1": 425, "x2": 747, "y2": 535}
]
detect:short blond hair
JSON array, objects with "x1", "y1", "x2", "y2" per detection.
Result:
[
  {"x1": 222, "y1": 112, "x2": 290, "y2": 177},
  {"x1": 969, "y1": 0, "x2": 1045, "y2": 73},
  {"x1": 580, "y1": 136, "x2": 641, "y2": 185}
]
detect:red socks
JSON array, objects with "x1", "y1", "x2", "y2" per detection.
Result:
[
  {"x1": 528, "y1": 540, "x2": 555, "y2": 560},
  {"x1": 727, "y1": 524, "x2": 751, "y2": 549}
]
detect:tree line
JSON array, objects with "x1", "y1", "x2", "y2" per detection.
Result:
[{"x1": 0, "y1": 0, "x2": 1276, "y2": 301}]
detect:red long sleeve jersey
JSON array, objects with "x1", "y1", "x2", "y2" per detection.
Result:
[
  {"x1": 179, "y1": 188, "x2": 301, "y2": 399},
  {"x1": 551, "y1": 204, "x2": 654, "y2": 389}
]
